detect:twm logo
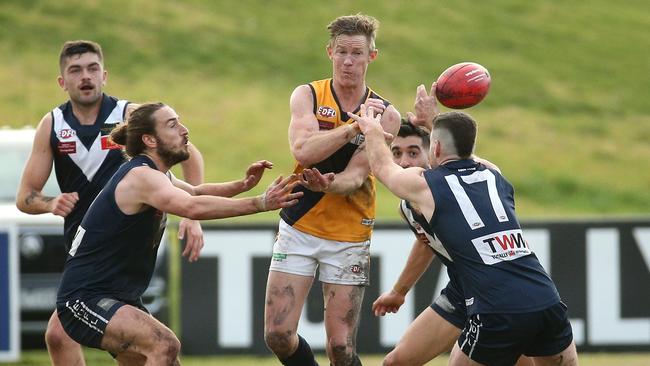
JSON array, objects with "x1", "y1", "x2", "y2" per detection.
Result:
[
  {"x1": 317, "y1": 106, "x2": 336, "y2": 118},
  {"x1": 471, "y1": 229, "x2": 532, "y2": 265},
  {"x1": 58, "y1": 129, "x2": 76, "y2": 139}
]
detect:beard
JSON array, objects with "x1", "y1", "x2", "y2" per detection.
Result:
[
  {"x1": 71, "y1": 88, "x2": 102, "y2": 106},
  {"x1": 156, "y1": 139, "x2": 190, "y2": 167}
]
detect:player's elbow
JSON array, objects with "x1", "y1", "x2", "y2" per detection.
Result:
[
  {"x1": 291, "y1": 147, "x2": 316, "y2": 167},
  {"x1": 172, "y1": 199, "x2": 204, "y2": 221},
  {"x1": 15, "y1": 190, "x2": 31, "y2": 213}
]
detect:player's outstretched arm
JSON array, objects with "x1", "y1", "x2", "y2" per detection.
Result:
[
  {"x1": 301, "y1": 104, "x2": 399, "y2": 195},
  {"x1": 172, "y1": 160, "x2": 275, "y2": 198},
  {"x1": 372, "y1": 238, "x2": 435, "y2": 316},
  {"x1": 16, "y1": 114, "x2": 80, "y2": 217},
  {"x1": 347, "y1": 105, "x2": 430, "y2": 206},
  {"x1": 131, "y1": 168, "x2": 302, "y2": 220},
  {"x1": 288, "y1": 85, "x2": 360, "y2": 167}
]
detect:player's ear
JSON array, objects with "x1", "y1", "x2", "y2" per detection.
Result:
[
  {"x1": 142, "y1": 134, "x2": 157, "y2": 149},
  {"x1": 326, "y1": 44, "x2": 334, "y2": 60},
  {"x1": 57, "y1": 75, "x2": 66, "y2": 90},
  {"x1": 368, "y1": 48, "x2": 378, "y2": 62}
]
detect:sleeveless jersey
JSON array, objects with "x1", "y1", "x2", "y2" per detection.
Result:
[
  {"x1": 56, "y1": 155, "x2": 167, "y2": 303},
  {"x1": 399, "y1": 199, "x2": 463, "y2": 294},
  {"x1": 50, "y1": 94, "x2": 129, "y2": 249},
  {"x1": 423, "y1": 159, "x2": 560, "y2": 315},
  {"x1": 280, "y1": 78, "x2": 390, "y2": 242}
]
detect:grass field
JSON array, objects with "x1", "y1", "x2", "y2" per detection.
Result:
[{"x1": 6, "y1": 350, "x2": 650, "y2": 365}]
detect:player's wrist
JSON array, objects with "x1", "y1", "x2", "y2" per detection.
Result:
[
  {"x1": 392, "y1": 283, "x2": 409, "y2": 296},
  {"x1": 346, "y1": 122, "x2": 361, "y2": 138},
  {"x1": 254, "y1": 193, "x2": 267, "y2": 212}
]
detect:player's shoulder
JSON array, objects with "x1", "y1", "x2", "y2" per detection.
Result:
[{"x1": 35, "y1": 112, "x2": 53, "y2": 134}]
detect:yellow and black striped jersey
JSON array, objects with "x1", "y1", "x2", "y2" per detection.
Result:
[{"x1": 280, "y1": 78, "x2": 391, "y2": 242}]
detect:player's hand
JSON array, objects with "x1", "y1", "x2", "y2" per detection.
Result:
[
  {"x1": 49, "y1": 192, "x2": 79, "y2": 217},
  {"x1": 241, "y1": 160, "x2": 274, "y2": 192},
  {"x1": 365, "y1": 97, "x2": 386, "y2": 117},
  {"x1": 372, "y1": 290, "x2": 406, "y2": 316},
  {"x1": 179, "y1": 218, "x2": 204, "y2": 262},
  {"x1": 298, "y1": 168, "x2": 335, "y2": 192},
  {"x1": 407, "y1": 83, "x2": 439, "y2": 131},
  {"x1": 257, "y1": 174, "x2": 303, "y2": 211},
  {"x1": 347, "y1": 105, "x2": 393, "y2": 141}
]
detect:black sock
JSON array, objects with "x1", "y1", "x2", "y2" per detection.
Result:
[{"x1": 280, "y1": 334, "x2": 318, "y2": 366}]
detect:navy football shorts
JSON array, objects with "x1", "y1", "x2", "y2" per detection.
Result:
[
  {"x1": 57, "y1": 296, "x2": 149, "y2": 350},
  {"x1": 430, "y1": 282, "x2": 467, "y2": 329},
  {"x1": 457, "y1": 301, "x2": 573, "y2": 366}
]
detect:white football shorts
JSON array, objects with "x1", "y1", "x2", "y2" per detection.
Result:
[{"x1": 269, "y1": 219, "x2": 370, "y2": 286}]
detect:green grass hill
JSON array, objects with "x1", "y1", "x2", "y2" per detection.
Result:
[{"x1": 1, "y1": 0, "x2": 648, "y2": 222}]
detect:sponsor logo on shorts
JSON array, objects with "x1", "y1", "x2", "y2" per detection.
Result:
[
  {"x1": 349, "y1": 264, "x2": 362, "y2": 274},
  {"x1": 97, "y1": 298, "x2": 118, "y2": 312},
  {"x1": 465, "y1": 297, "x2": 474, "y2": 306},
  {"x1": 272, "y1": 252, "x2": 287, "y2": 262}
]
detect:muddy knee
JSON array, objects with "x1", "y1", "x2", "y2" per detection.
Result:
[
  {"x1": 150, "y1": 333, "x2": 180, "y2": 362},
  {"x1": 328, "y1": 341, "x2": 360, "y2": 366},
  {"x1": 264, "y1": 330, "x2": 295, "y2": 358}
]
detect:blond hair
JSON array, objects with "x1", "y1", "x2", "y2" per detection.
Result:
[{"x1": 327, "y1": 13, "x2": 379, "y2": 50}]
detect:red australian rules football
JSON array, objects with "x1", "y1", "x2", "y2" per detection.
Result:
[{"x1": 435, "y1": 62, "x2": 491, "y2": 109}]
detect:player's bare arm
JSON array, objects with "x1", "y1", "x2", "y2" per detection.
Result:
[
  {"x1": 349, "y1": 105, "x2": 432, "y2": 208},
  {"x1": 288, "y1": 85, "x2": 361, "y2": 167},
  {"x1": 373, "y1": 237, "x2": 435, "y2": 317},
  {"x1": 171, "y1": 160, "x2": 274, "y2": 198},
  {"x1": 118, "y1": 166, "x2": 301, "y2": 220},
  {"x1": 16, "y1": 113, "x2": 80, "y2": 216},
  {"x1": 302, "y1": 104, "x2": 399, "y2": 195}
]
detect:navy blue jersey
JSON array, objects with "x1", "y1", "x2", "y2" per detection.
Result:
[
  {"x1": 50, "y1": 94, "x2": 129, "y2": 249},
  {"x1": 423, "y1": 159, "x2": 559, "y2": 315},
  {"x1": 56, "y1": 155, "x2": 167, "y2": 303}
]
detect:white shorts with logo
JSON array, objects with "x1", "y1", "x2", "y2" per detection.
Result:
[{"x1": 269, "y1": 219, "x2": 371, "y2": 285}]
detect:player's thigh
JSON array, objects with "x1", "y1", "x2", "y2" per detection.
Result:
[
  {"x1": 515, "y1": 355, "x2": 537, "y2": 366},
  {"x1": 46, "y1": 309, "x2": 75, "y2": 342},
  {"x1": 532, "y1": 341, "x2": 578, "y2": 366},
  {"x1": 265, "y1": 270, "x2": 314, "y2": 332},
  {"x1": 100, "y1": 304, "x2": 177, "y2": 358},
  {"x1": 322, "y1": 282, "x2": 365, "y2": 338},
  {"x1": 448, "y1": 341, "x2": 486, "y2": 366},
  {"x1": 390, "y1": 307, "x2": 461, "y2": 364}
]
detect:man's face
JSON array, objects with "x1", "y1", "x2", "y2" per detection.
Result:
[
  {"x1": 58, "y1": 52, "x2": 106, "y2": 106},
  {"x1": 327, "y1": 34, "x2": 377, "y2": 87},
  {"x1": 391, "y1": 135, "x2": 429, "y2": 169},
  {"x1": 152, "y1": 106, "x2": 190, "y2": 167}
]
